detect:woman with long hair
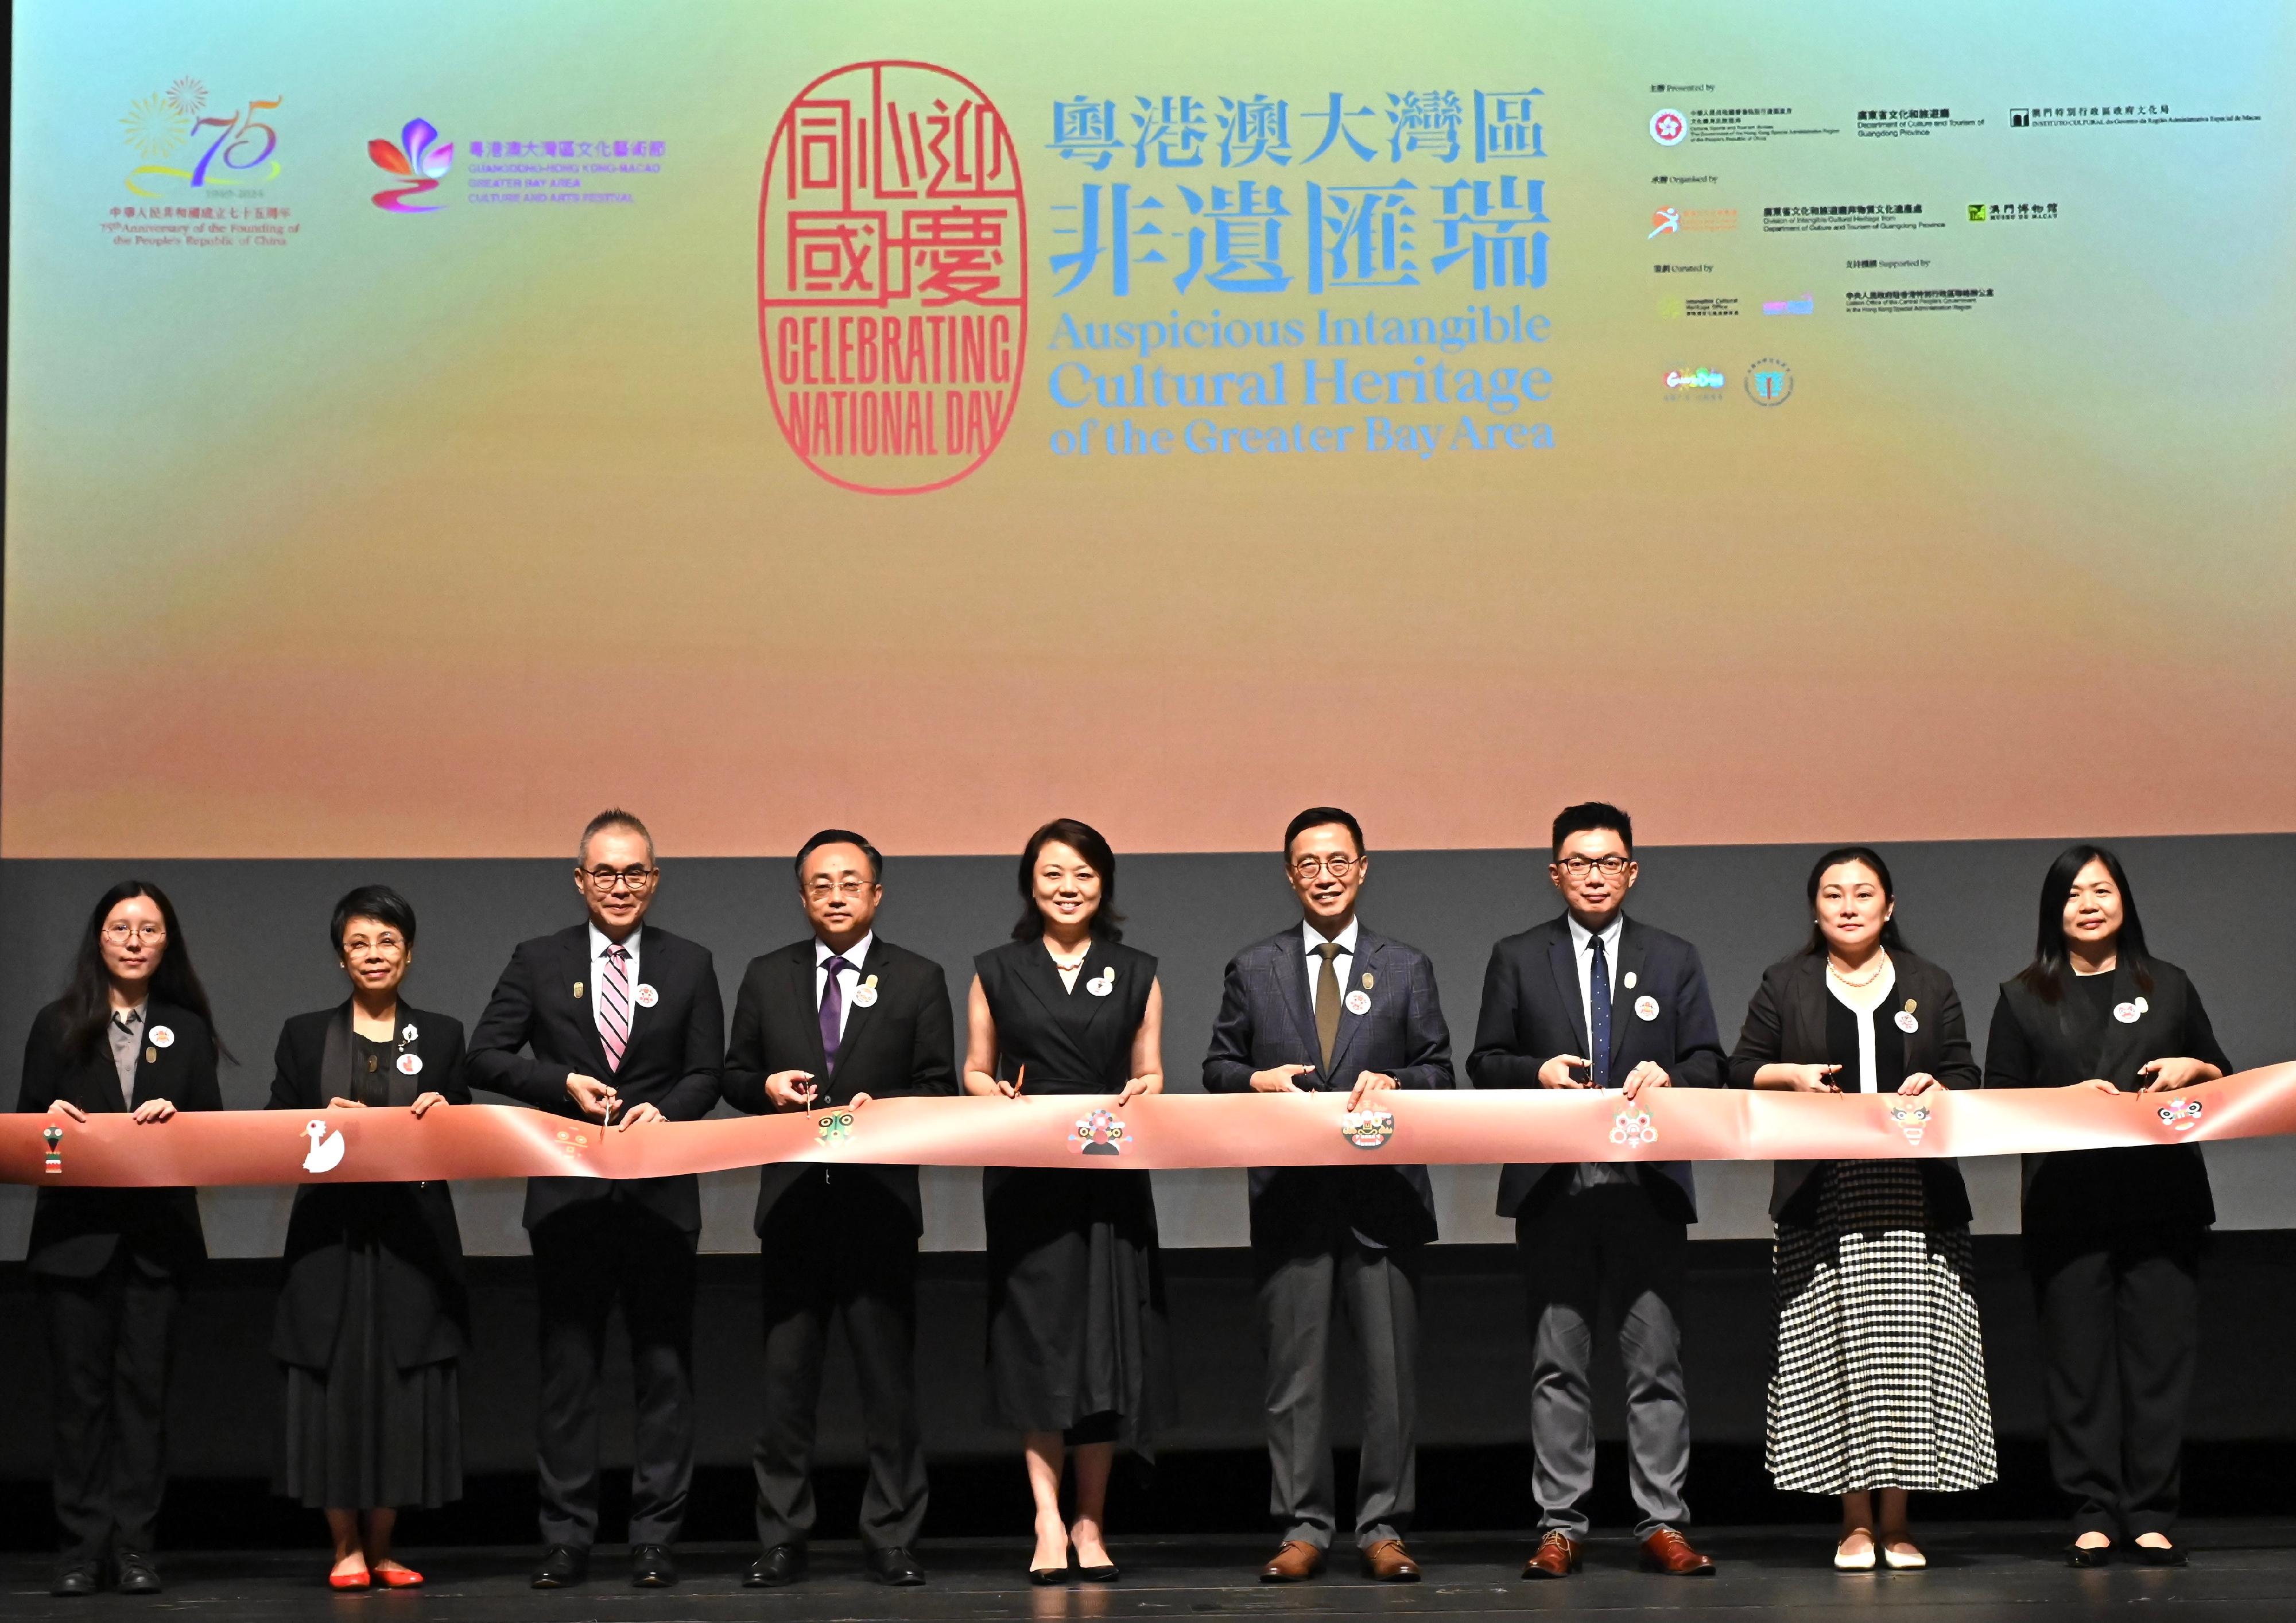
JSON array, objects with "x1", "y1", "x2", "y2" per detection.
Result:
[
  {"x1": 963, "y1": 819, "x2": 1173, "y2": 1584},
  {"x1": 16, "y1": 880, "x2": 226, "y2": 1598},
  {"x1": 1729, "y1": 848, "x2": 1995, "y2": 1570},
  {"x1": 1984, "y1": 844, "x2": 2227, "y2": 1567}
]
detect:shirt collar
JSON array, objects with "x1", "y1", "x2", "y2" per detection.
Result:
[
  {"x1": 817, "y1": 933, "x2": 873, "y2": 970},
  {"x1": 1566, "y1": 913, "x2": 1624, "y2": 956},
  {"x1": 111, "y1": 1003, "x2": 148, "y2": 1030},
  {"x1": 1304, "y1": 915, "x2": 1360, "y2": 956},
  {"x1": 588, "y1": 922, "x2": 640, "y2": 963}
]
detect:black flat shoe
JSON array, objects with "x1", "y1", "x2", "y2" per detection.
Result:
[
  {"x1": 1076, "y1": 1562, "x2": 1120, "y2": 1583},
  {"x1": 112, "y1": 1551, "x2": 161, "y2": 1595},
  {"x1": 2065, "y1": 1542, "x2": 2111, "y2": 1568},
  {"x1": 2136, "y1": 1542, "x2": 2187, "y2": 1567}
]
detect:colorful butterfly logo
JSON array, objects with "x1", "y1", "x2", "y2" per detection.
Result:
[{"x1": 369, "y1": 118, "x2": 452, "y2": 212}]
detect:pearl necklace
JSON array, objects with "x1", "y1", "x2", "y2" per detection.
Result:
[{"x1": 1827, "y1": 954, "x2": 1887, "y2": 989}]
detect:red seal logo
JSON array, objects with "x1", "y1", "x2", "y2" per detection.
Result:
[{"x1": 758, "y1": 61, "x2": 1026, "y2": 495}]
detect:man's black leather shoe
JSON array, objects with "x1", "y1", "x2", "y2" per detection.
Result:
[
  {"x1": 530, "y1": 1544, "x2": 587, "y2": 1589},
  {"x1": 866, "y1": 1546, "x2": 928, "y2": 1586},
  {"x1": 49, "y1": 1560, "x2": 101, "y2": 1597},
  {"x1": 746, "y1": 1544, "x2": 808, "y2": 1587},
  {"x1": 631, "y1": 1544, "x2": 677, "y2": 1587},
  {"x1": 112, "y1": 1551, "x2": 161, "y2": 1594}
]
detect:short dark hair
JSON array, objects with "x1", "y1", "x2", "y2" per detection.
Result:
[
  {"x1": 1552, "y1": 801, "x2": 1633, "y2": 856},
  {"x1": 2016, "y1": 843, "x2": 2154, "y2": 1004},
  {"x1": 1801, "y1": 845, "x2": 1910, "y2": 956},
  {"x1": 330, "y1": 884, "x2": 418, "y2": 952},
  {"x1": 1283, "y1": 806, "x2": 1364, "y2": 857},
  {"x1": 794, "y1": 829, "x2": 883, "y2": 883},
  {"x1": 1012, "y1": 818, "x2": 1125, "y2": 942},
  {"x1": 578, "y1": 808, "x2": 653, "y2": 865}
]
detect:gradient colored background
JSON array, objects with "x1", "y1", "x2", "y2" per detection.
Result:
[{"x1": 7, "y1": 0, "x2": 2291, "y2": 859}]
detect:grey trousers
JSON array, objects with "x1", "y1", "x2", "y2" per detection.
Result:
[
  {"x1": 1518, "y1": 1183, "x2": 1692, "y2": 1539},
  {"x1": 1256, "y1": 1237, "x2": 1419, "y2": 1549}
]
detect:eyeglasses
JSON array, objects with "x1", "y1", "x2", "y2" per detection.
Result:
[
  {"x1": 806, "y1": 879, "x2": 872, "y2": 899},
  {"x1": 1290, "y1": 856, "x2": 1362, "y2": 880},
  {"x1": 102, "y1": 922, "x2": 168, "y2": 945},
  {"x1": 579, "y1": 865, "x2": 658, "y2": 892},
  {"x1": 1556, "y1": 855, "x2": 1631, "y2": 877},
  {"x1": 343, "y1": 933, "x2": 406, "y2": 953}
]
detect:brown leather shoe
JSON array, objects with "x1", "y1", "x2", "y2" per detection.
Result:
[
  {"x1": 1641, "y1": 1528, "x2": 1716, "y2": 1575},
  {"x1": 1359, "y1": 1540, "x2": 1421, "y2": 1582},
  {"x1": 1523, "y1": 1530, "x2": 1581, "y2": 1578},
  {"x1": 1258, "y1": 1542, "x2": 1324, "y2": 1582}
]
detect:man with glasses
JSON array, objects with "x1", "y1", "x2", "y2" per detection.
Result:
[
  {"x1": 1204, "y1": 807, "x2": 1454, "y2": 1585},
  {"x1": 720, "y1": 830, "x2": 954, "y2": 1589},
  {"x1": 469, "y1": 809, "x2": 724, "y2": 1591},
  {"x1": 1467, "y1": 802, "x2": 1724, "y2": 1579}
]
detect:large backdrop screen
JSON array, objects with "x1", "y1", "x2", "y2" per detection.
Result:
[{"x1": 6, "y1": 0, "x2": 2290, "y2": 858}]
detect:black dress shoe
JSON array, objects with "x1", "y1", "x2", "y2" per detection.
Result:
[
  {"x1": 747, "y1": 1545, "x2": 808, "y2": 1587},
  {"x1": 2136, "y1": 1542, "x2": 2188, "y2": 1567},
  {"x1": 49, "y1": 1560, "x2": 101, "y2": 1597},
  {"x1": 865, "y1": 1546, "x2": 927, "y2": 1586},
  {"x1": 2065, "y1": 1541, "x2": 2111, "y2": 1568},
  {"x1": 531, "y1": 1544, "x2": 588, "y2": 1589},
  {"x1": 630, "y1": 1544, "x2": 677, "y2": 1587},
  {"x1": 112, "y1": 1551, "x2": 161, "y2": 1594}
]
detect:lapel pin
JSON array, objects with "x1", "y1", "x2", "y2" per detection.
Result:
[
  {"x1": 145, "y1": 1046, "x2": 158, "y2": 1065},
  {"x1": 401, "y1": 1023, "x2": 418, "y2": 1043},
  {"x1": 1623, "y1": 970, "x2": 1638, "y2": 990},
  {"x1": 1903, "y1": 998, "x2": 1918, "y2": 1014},
  {"x1": 1362, "y1": 972, "x2": 1375, "y2": 989},
  {"x1": 573, "y1": 981, "x2": 584, "y2": 999}
]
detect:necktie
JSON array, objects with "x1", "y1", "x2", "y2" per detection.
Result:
[
  {"x1": 597, "y1": 944, "x2": 631, "y2": 1073},
  {"x1": 820, "y1": 955, "x2": 851, "y2": 1070},
  {"x1": 1313, "y1": 942, "x2": 1344, "y2": 1072},
  {"x1": 1588, "y1": 932, "x2": 1612, "y2": 1088}
]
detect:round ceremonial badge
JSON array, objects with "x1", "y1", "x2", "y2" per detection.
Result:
[
  {"x1": 1087, "y1": 971, "x2": 1114, "y2": 997},
  {"x1": 1894, "y1": 1010, "x2": 1919, "y2": 1033},
  {"x1": 397, "y1": 1054, "x2": 423, "y2": 1075},
  {"x1": 148, "y1": 1025, "x2": 174, "y2": 1049},
  {"x1": 1634, "y1": 995, "x2": 1659, "y2": 1022},
  {"x1": 2113, "y1": 1001, "x2": 2140, "y2": 1024},
  {"x1": 1345, "y1": 989, "x2": 1372, "y2": 1015},
  {"x1": 851, "y1": 984, "x2": 879, "y2": 1008},
  {"x1": 634, "y1": 984, "x2": 659, "y2": 1008}
]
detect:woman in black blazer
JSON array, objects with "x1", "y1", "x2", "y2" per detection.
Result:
[
  {"x1": 1729, "y1": 847, "x2": 1994, "y2": 1571},
  {"x1": 15, "y1": 880, "x2": 225, "y2": 1599},
  {"x1": 1984, "y1": 844, "x2": 2227, "y2": 1568},
  {"x1": 268, "y1": 885, "x2": 470, "y2": 1590}
]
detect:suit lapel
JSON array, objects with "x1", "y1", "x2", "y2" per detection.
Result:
[
  {"x1": 130, "y1": 1001, "x2": 177, "y2": 1109},
  {"x1": 1613, "y1": 920, "x2": 1651, "y2": 1081},
  {"x1": 321, "y1": 1001, "x2": 357, "y2": 1106},
  {"x1": 830, "y1": 943, "x2": 886, "y2": 1080},
  {"x1": 1075, "y1": 940, "x2": 1128, "y2": 1049},
  {"x1": 790, "y1": 946, "x2": 831, "y2": 1076},
  {"x1": 1274, "y1": 930, "x2": 1322, "y2": 1071},
  {"x1": 2093, "y1": 961, "x2": 2146, "y2": 1083},
  {"x1": 567, "y1": 931, "x2": 614, "y2": 1076},
  {"x1": 1323, "y1": 931, "x2": 1382, "y2": 1085},
  {"x1": 1787, "y1": 954, "x2": 1829, "y2": 1060},
  {"x1": 1547, "y1": 929, "x2": 1591, "y2": 1057},
  {"x1": 619, "y1": 925, "x2": 661, "y2": 1057}
]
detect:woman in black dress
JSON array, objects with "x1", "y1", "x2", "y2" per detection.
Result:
[
  {"x1": 1984, "y1": 844, "x2": 2228, "y2": 1568},
  {"x1": 963, "y1": 818, "x2": 1172, "y2": 1584},
  {"x1": 268, "y1": 885, "x2": 470, "y2": 1590},
  {"x1": 17, "y1": 881, "x2": 224, "y2": 1599}
]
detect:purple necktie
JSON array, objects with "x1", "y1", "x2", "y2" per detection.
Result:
[{"x1": 820, "y1": 956, "x2": 851, "y2": 1070}]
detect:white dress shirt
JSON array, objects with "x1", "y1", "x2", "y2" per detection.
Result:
[
  {"x1": 588, "y1": 922, "x2": 641, "y2": 1049},
  {"x1": 107, "y1": 1003, "x2": 148, "y2": 1108},
  {"x1": 1303, "y1": 915, "x2": 1360, "y2": 1007},
  {"x1": 815, "y1": 932, "x2": 874, "y2": 1040}
]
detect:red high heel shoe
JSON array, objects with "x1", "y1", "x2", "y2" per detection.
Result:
[{"x1": 374, "y1": 1565, "x2": 425, "y2": 1589}]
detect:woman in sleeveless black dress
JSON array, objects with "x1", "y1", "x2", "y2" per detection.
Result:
[{"x1": 965, "y1": 820, "x2": 1173, "y2": 1584}]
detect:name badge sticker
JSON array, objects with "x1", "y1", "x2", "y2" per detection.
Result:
[
  {"x1": 148, "y1": 1025, "x2": 174, "y2": 1049},
  {"x1": 1634, "y1": 994, "x2": 1659, "y2": 1022},
  {"x1": 2113, "y1": 1001, "x2": 2141, "y2": 1024},
  {"x1": 634, "y1": 984, "x2": 659, "y2": 1008},
  {"x1": 1895, "y1": 1009, "x2": 1919, "y2": 1033},
  {"x1": 397, "y1": 1053, "x2": 423, "y2": 1075},
  {"x1": 851, "y1": 974, "x2": 879, "y2": 1008}
]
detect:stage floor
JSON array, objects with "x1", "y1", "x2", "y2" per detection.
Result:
[{"x1": 4, "y1": 1524, "x2": 2293, "y2": 1620}]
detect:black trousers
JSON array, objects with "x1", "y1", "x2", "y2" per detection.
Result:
[
  {"x1": 531, "y1": 1199, "x2": 696, "y2": 1550},
  {"x1": 2027, "y1": 1226, "x2": 2203, "y2": 1540},
  {"x1": 753, "y1": 1171, "x2": 927, "y2": 1552},
  {"x1": 39, "y1": 1254, "x2": 181, "y2": 1561}
]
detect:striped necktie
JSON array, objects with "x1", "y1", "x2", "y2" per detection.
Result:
[{"x1": 597, "y1": 944, "x2": 631, "y2": 1073}]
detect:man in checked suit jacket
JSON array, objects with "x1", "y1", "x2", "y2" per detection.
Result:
[
  {"x1": 721, "y1": 830, "x2": 955, "y2": 1590},
  {"x1": 1204, "y1": 807, "x2": 1454, "y2": 1585},
  {"x1": 468, "y1": 809, "x2": 724, "y2": 1591},
  {"x1": 1467, "y1": 802, "x2": 1723, "y2": 1580}
]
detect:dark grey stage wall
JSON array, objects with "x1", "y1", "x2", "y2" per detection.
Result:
[{"x1": 3, "y1": 834, "x2": 2293, "y2": 1257}]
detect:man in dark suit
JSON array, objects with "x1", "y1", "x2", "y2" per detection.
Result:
[
  {"x1": 1204, "y1": 807, "x2": 1453, "y2": 1585},
  {"x1": 722, "y1": 830, "x2": 954, "y2": 1590},
  {"x1": 468, "y1": 809, "x2": 724, "y2": 1591},
  {"x1": 1468, "y1": 802, "x2": 1723, "y2": 1579}
]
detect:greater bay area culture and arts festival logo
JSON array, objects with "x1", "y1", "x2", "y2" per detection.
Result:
[
  {"x1": 758, "y1": 61, "x2": 1026, "y2": 496},
  {"x1": 369, "y1": 119, "x2": 454, "y2": 212}
]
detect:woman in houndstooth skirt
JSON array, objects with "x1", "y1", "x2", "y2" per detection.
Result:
[{"x1": 1731, "y1": 847, "x2": 1996, "y2": 1570}]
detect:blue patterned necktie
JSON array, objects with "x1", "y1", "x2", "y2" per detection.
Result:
[{"x1": 1588, "y1": 932, "x2": 1612, "y2": 1088}]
